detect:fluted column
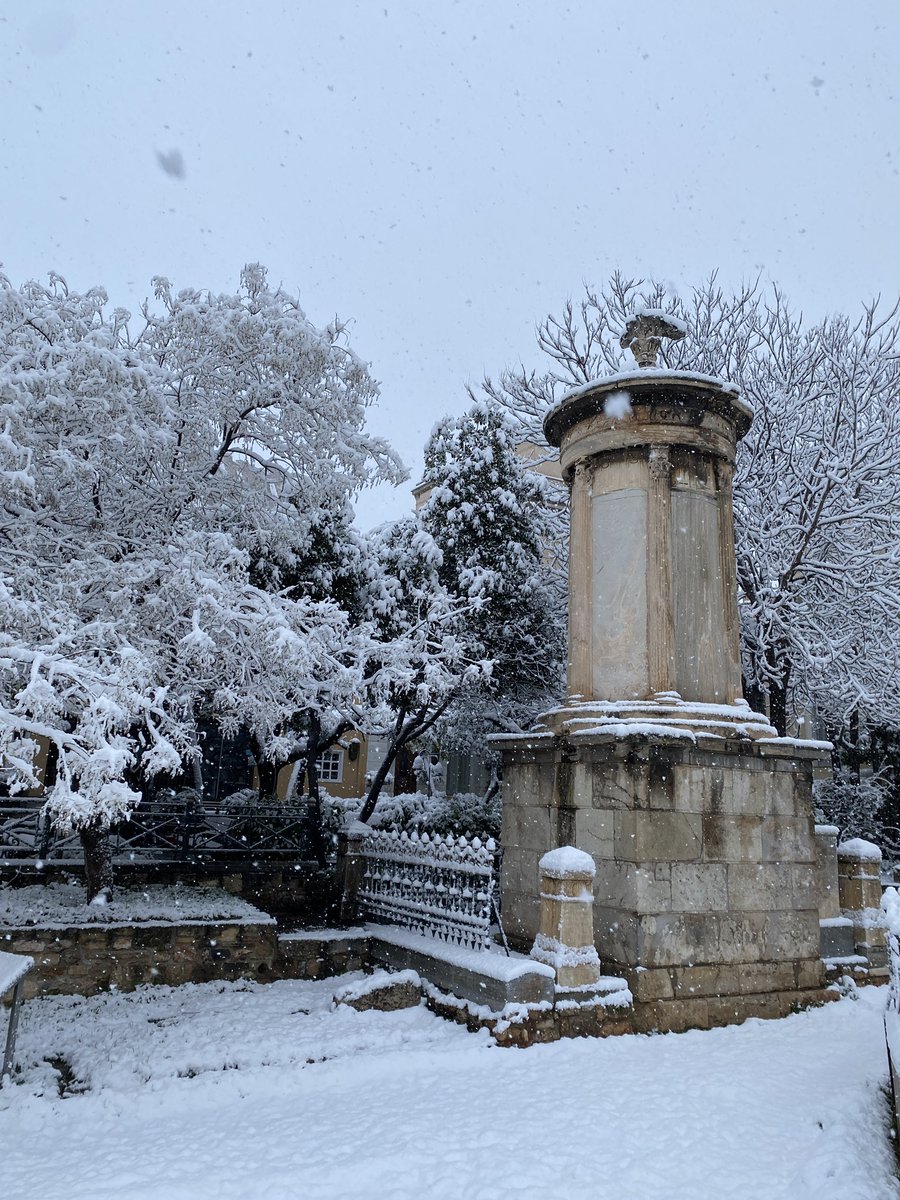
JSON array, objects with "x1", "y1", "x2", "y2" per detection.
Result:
[
  {"x1": 647, "y1": 445, "x2": 675, "y2": 695},
  {"x1": 568, "y1": 461, "x2": 593, "y2": 699},
  {"x1": 714, "y1": 457, "x2": 743, "y2": 703}
]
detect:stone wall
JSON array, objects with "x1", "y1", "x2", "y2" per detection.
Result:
[
  {"x1": 2, "y1": 919, "x2": 279, "y2": 1000},
  {"x1": 277, "y1": 930, "x2": 370, "y2": 980}
]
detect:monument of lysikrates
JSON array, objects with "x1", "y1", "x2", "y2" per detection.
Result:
[{"x1": 495, "y1": 311, "x2": 833, "y2": 1032}]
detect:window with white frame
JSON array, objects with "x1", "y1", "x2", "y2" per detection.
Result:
[{"x1": 316, "y1": 750, "x2": 343, "y2": 783}]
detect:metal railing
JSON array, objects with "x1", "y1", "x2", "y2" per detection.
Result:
[
  {"x1": 358, "y1": 829, "x2": 497, "y2": 952},
  {"x1": 0, "y1": 797, "x2": 317, "y2": 865}
]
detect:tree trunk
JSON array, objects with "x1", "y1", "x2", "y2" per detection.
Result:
[
  {"x1": 766, "y1": 647, "x2": 791, "y2": 737},
  {"x1": 80, "y1": 828, "x2": 114, "y2": 904},
  {"x1": 251, "y1": 733, "x2": 279, "y2": 800},
  {"x1": 848, "y1": 707, "x2": 861, "y2": 784},
  {"x1": 742, "y1": 674, "x2": 767, "y2": 719},
  {"x1": 304, "y1": 713, "x2": 328, "y2": 868},
  {"x1": 358, "y1": 700, "x2": 453, "y2": 824},
  {"x1": 482, "y1": 763, "x2": 501, "y2": 807},
  {"x1": 359, "y1": 737, "x2": 401, "y2": 825},
  {"x1": 769, "y1": 680, "x2": 788, "y2": 738}
]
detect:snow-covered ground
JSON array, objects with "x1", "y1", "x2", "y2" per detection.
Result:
[
  {"x1": 1, "y1": 977, "x2": 897, "y2": 1200},
  {"x1": 0, "y1": 882, "x2": 273, "y2": 928}
]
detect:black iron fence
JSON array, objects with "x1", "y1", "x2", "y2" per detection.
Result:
[{"x1": 0, "y1": 796, "x2": 318, "y2": 865}]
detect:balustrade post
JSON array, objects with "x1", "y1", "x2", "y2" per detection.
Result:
[
  {"x1": 837, "y1": 838, "x2": 889, "y2": 979},
  {"x1": 530, "y1": 846, "x2": 605, "y2": 991}
]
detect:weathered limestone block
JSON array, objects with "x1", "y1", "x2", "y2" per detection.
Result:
[
  {"x1": 761, "y1": 815, "x2": 816, "y2": 863},
  {"x1": 815, "y1": 824, "x2": 841, "y2": 920},
  {"x1": 333, "y1": 969, "x2": 422, "y2": 1013},
  {"x1": 614, "y1": 810, "x2": 702, "y2": 863},
  {"x1": 726, "y1": 863, "x2": 793, "y2": 911},
  {"x1": 701, "y1": 814, "x2": 763, "y2": 863},
  {"x1": 670, "y1": 862, "x2": 727, "y2": 913},
  {"x1": 530, "y1": 846, "x2": 604, "y2": 991},
  {"x1": 575, "y1": 808, "x2": 615, "y2": 860}
]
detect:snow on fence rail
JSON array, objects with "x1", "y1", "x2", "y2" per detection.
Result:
[{"x1": 358, "y1": 829, "x2": 497, "y2": 952}]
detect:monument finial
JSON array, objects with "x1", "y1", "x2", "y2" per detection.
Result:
[{"x1": 620, "y1": 309, "x2": 687, "y2": 369}]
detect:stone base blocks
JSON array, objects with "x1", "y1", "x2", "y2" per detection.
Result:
[
  {"x1": 497, "y1": 727, "x2": 834, "y2": 1033},
  {"x1": 3, "y1": 917, "x2": 278, "y2": 1001}
]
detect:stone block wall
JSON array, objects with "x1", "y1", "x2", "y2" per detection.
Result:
[
  {"x1": 276, "y1": 931, "x2": 370, "y2": 980},
  {"x1": 2, "y1": 919, "x2": 278, "y2": 1000},
  {"x1": 499, "y1": 730, "x2": 830, "y2": 1032}
]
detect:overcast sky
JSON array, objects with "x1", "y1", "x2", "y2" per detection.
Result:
[{"x1": 2, "y1": 2, "x2": 898, "y2": 526}]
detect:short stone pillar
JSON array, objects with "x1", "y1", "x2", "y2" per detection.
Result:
[
  {"x1": 336, "y1": 820, "x2": 372, "y2": 926},
  {"x1": 530, "y1": 846, "x2": 604, "y2": 991},
  {"x1": 837, "y1": 838, "x2": 889, "y2": 978},
  {"x1": 815, "y1": 824, "x2": 855, "y2": 960},
  {"x1": 815, "y1": 825, "x2": 841, "y2": 919}
]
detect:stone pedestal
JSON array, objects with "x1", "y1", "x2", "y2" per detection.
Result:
[
  {"x1": 837, "y1": 839, "x2": 889, "y2": 979},
  {"x1": 530, "y1": 846, "x2": 604, "y2": 991},
  {"x1": 336, "y1": 820, "x2": 372, "y2": 925},
  {"x1": 814, "y1": 823, "x2": 856, "y2": 961},
  {"x1": 497, "y1": 728, "x2": 829, "y2": 1032}
]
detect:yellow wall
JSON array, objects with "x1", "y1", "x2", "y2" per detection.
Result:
[{"x1": 274, "y1": 732, "x2": 369, "y2": 802}]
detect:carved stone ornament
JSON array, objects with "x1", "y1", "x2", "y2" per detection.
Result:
[
  {"x1": 648, "y1": 444, "x2": 671, "y2": 481},
  {"x1": 573, "y1": 461, "x2": 593, "y2": 488},
  {"x1": 620, "y1": 311, "x2": 687, "y2": 369}
]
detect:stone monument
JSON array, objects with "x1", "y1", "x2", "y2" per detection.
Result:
[{"x1": 495, "y1": 311, "x2": 832, "y2": 1032}]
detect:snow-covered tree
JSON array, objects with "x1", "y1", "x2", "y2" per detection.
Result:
[
  {"x1": 481, "y1": 273, "x2": 900, "y2": 736},
  {"x1": 356, "y1": 517, "x2": 490, "y2": 824},
  {"x1": 0, "y1": 266, "x2": 404, "y2": 897},
  {"x1": 418, "y1": 401, "x2": 565, "y2": 760},
  {"x1": 247, "y1": 496, "x2": 378, "y2": 862}
]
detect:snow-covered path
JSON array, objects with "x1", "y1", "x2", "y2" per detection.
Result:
[{"x1": 1, "y1": 977, "x2": 897, "y2": 1200}]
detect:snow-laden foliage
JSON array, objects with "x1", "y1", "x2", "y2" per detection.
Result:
[
  {"x1": 326, "y1": 788, "x2": 501, "y2": 841},
  {"x1": 419, "y1": 401, "x2": 565, "y2": 750},
  {"x1": 480, "y1": 272, "x2": 900, "y2": 736},
  {"x1": 350, "y1": 402, "x2": 565, "y2": 825},
  {"x1": 0, "y1": 267, "x2": 404, "y2": 887},
  {"x1": 357, "y1": 517, "x2": 491, "y2": 822},
  {"x1": 814, "y1": 768, "x2": 891, "y2": 848}
]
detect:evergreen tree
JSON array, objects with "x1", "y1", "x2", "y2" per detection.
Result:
[{"x1": 419, "y1": 401, "x2": 565, "y2": 749}]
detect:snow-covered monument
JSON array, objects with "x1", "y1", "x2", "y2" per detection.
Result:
[{"x1": 495, "y1": 312, "x2": 833, "y2": 1032}]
